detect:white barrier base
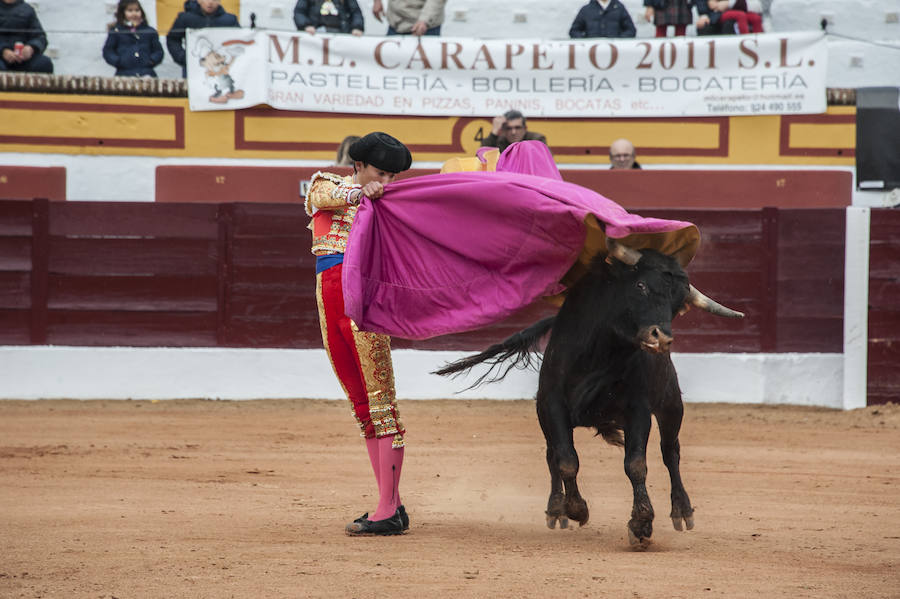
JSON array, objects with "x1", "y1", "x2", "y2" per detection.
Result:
[{"x1": 0, "y1": 346, "x2": 845, "y2": 409}]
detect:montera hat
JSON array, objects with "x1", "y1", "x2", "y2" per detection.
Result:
[{"x1": 348, "y1": 132, "x2": 412, "y2": 173}]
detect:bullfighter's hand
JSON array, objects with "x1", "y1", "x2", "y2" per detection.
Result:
[
  {"x1": 372, "y1": 0, "x2": 384, "y2": 21},
  {"x1": 355, "y1": 181, "x2": 385, "y2": 202}
]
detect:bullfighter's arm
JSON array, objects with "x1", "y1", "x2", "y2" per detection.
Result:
[{"x1": 304, "y1": 171, "x2": 360, "y2": 216}]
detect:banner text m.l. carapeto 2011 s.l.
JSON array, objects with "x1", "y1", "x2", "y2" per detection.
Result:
[{"x1": 186, "y1": 30, "x2": 827, "y2": 118}]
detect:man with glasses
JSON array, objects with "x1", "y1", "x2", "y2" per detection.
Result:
[
  {"x1": 609, "y1": 138, "x2": 642, "y2": 170},
  {"x1": 481, "y1": 110, "x2": 547, "y2": 154}
]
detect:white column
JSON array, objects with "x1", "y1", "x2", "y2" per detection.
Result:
[{"x1": 842, "y1": 206, "x2": 871, "y2": 410}]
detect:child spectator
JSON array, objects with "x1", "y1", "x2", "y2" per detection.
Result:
[
  {"x1": 294, "y1": 0, "x2": 364, "y2": 36},
  {"x1": 167, "y1": 0, "x2": 239, "y2": 77},
  {"x1": 569, "y1": 0, "x2": 637, "y2": 39},
  {"x1": 644, "y1": 0, "x2": 693, "y2": 37},
  {"x1": 103, "y1": 0, "x2": 164, "y2": 77},
  {"x1": 0, "y1": 0, "x2": 53, "y2": 73}
]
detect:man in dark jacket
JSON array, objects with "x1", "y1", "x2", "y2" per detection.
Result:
[
  {"x1": 166, "y1": 0, "x2": 239, "y2": 77},
  {"x1": 0, "y1": 0, "x2": 53, "y2": 73},
  {"x1": 294, "y1": 0, "x2": 364, "y2": 35},
  {"x1": 480, "y1": 110, "x2": 547, "y2": 154},
  {"x1": 569, "y1": 0, "x2": 637, "y2": 38}
]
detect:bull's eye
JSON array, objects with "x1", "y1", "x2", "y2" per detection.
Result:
[{"x1": 636, "y1": 281, "x2": 648, "y2": 295}]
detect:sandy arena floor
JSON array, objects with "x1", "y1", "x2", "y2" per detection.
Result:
[{"x1": 0, "y1": 398, "x2": 898, "y2": 598}]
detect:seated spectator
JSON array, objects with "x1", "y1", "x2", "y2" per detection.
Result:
[
  {"x1": 0, "y1": 0, "x2": 53, "y2": 73},
  {"x1": 335, "y1": 135, "x2": 361, "y2": 165},
  {"x1": 167, "y1": 0, "x2": 239, "y2": 78},
  {"x1": 295, "y1": 0, "x2": 364, "y2": 36},
  {"x1": 481, "y1": 110, "x2": 547, "y2": 154},
  {"x1": 569, "y1": 0, "x2": 636, "y2": 38},
  {"x1": 609, "y1": 138, "x2": 642, "y2": 170},
  {"x1": 695, "y1": 0, "x2": 732, "y2": 35},
  {"x1": 644, "y1": 0, "x2": 692, "y2": 38},
  {"x1": 372, "y1": 0, "x2": 446, "y2": 36},
  {"x1": 704, "y1": 0, "x2": 763, "y2": 34},
  {"x1": 103, "y1": 0, "x2": 164, "y2": 78}
]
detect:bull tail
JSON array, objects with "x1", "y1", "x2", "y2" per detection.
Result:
[{"x1": 432, "y1": 316, "x2": 555, "y2": 389}]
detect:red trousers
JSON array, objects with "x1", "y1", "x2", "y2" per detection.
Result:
[
  {"x1": 316, "y1": 263, "x2": 405, "y2": 447},
  {"x1": 721, "y1": 10, "x2": 764, "y2": 34}
]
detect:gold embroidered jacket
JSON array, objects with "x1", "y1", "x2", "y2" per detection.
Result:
[{"x1": 304, "y1": 170, "x2": 362, "y2": 256}]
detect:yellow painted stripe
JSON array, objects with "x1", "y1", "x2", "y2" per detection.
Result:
[
  {"x1": 0, "y1": 108, "x2": 176, "y2": 141},
  {"x1": 0, "y1": 90, "x2": 857, "y2": 165},
  {"x1": 537, "y1": 121, "x2": 723, "y2": 149},
  {"x1": 788, "y1": 123, "x2": 855, "y2": 149}
]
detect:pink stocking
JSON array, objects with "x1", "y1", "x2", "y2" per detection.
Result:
[
  {"x1": 365, "y1": 437, "x2": 381, "y2": 498},
  {"x1": 371, "y1": 435, "x2": 404, "y2": 521}
]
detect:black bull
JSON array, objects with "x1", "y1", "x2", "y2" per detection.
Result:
[{"x1": 435, "y1": 241, "x2": 743, "y2": 549}]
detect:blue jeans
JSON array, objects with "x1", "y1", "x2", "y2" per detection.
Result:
[
  {"x1": 0, "y1": 53, "x2": 53, "y2": 73},
  {"x1": 386, "y1": 25, "x2": 441, "y2": 36}
]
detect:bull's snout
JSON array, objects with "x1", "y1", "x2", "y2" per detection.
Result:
[{"x1": 639, "y1": 326, "x2": 673, "y2": 354}]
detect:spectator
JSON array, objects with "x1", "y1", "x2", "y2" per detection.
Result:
[
  {"x1": 569, "y1": 0, "x2": 636, "y2": 38},
  {"x1": 294, "y1": 0, "x2": 364, "y2": 36},
  {"x1": 372, "y1": 0, "x2": 446, "y2": 36},
  {"x1": 0, "y1": 0, "x2": 53, "y2": 73},
  {"x1": 335, "y1": 135, "x2": 361, "y2": 166},
  {"x1": 166, "y1": 0, "x2": 239, "y2": 77},
  {"x1": 480, "y1": 110, "x2": 547, "y2": 154},
  {"x1": 695, "y1": 0, "x2": 732, "y2": 35},
  {"x1": 705, "y1": 0, "x2": 763, "y2": 34},
  {"x1": 103, "y1": 0, "x2": 164, "y2": 78},
  {"x1": 644, "y1": 0, "x2": 693, "y2": 37},
  {"x1": 609, "y1": 138, "x2": 642, "y2": 170}
]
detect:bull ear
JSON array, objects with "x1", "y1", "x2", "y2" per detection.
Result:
[
  {"x1": 606, "y1": 238, "x2": 642, "y2": 266},
  {"x1": 686, "y1": 285, "x2": 745, "y2": 318}
]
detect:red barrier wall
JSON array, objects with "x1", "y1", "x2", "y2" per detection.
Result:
[
  {"x1": 0, "y1": 166, "x2": 66, "y2": 201},
  {"x1": 155, "y1": 166, "x2": 439, "y2": 204},
  {"x1": 564, "y1": 170, "x2": 852, "y2": 209},
  {"x1": 156, "y1": 166, "x2": 851, "y2": 209},
  {"x1": 868, "y1": 209, "x2": 900, "y2": 405},
  {"x1": 0, "y1": 199, "x2": 846, "y2": 356}
]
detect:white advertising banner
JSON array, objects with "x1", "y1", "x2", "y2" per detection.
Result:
[{"x1": 186, "y1": 30, "x2": 827, "y2": 117}]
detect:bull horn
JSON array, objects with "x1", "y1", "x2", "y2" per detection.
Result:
[
  {"x1": 687, "y1": 285, "x2": 745, "y2": 318},
  {"x1": 606, "y1": 238, "x2": 642, "y2": 266}
]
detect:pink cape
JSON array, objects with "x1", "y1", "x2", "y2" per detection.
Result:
[{"x1": 341, "y1": 170, "x2": 700, "y2": 340}]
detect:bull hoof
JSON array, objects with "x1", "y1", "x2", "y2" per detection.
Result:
[
  {"x1": 627, "y1": 528, "x2": 652, "y2": 551},
  {"x1": 628, "y1": 518, "x2": 653, "y2": 551},
  {"x1": 566, "y1": 497, "x2": 589, "y2": 527},
  {"x1": 671, "y1": 515, "x2": 695, "y2": 531}
]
